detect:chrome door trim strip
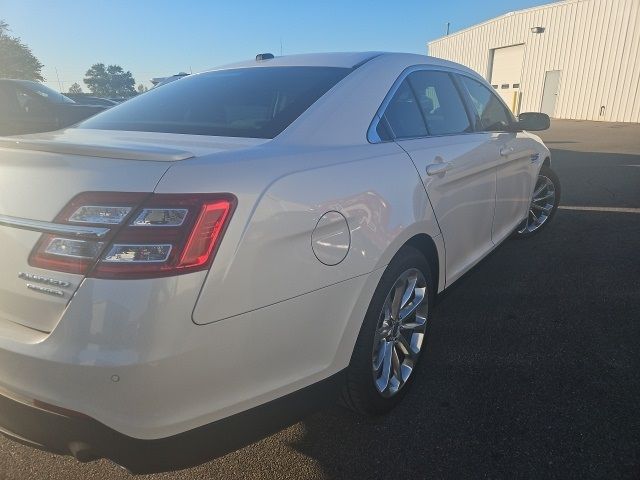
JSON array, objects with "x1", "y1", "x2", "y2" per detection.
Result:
[{"x1": 0, "y1": 214, "x2": 110, "y2": 239}]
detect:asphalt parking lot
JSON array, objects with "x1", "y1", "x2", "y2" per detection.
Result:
[{"x1": 1, "y1": 120, "x2": 639, "y2": 480}]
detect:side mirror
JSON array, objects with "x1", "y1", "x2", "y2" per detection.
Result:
[{"x1": 516, "y1": 112, "x2": 550, "y2": 131}]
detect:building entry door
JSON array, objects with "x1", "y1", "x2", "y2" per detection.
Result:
[{"x1": 541, "y1": 70, "x2": 561, "y2": 117}]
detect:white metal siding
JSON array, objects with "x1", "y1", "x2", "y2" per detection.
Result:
[{"x1": 428, "y1": 0, "x2": 640, "y2": 122}]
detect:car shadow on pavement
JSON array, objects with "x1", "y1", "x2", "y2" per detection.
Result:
[{"x1": 546, "y1": 149, "x2": 640, "y2": 208}]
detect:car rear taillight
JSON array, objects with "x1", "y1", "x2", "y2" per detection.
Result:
[{"x1": 29, "y1": 192, "x2": 236, "y2": 279}]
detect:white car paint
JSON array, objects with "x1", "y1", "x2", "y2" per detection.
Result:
[{"x1": 0, "y1": 52, "x2": 549, "y2": 444}]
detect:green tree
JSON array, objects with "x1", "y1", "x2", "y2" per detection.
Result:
[
  {"x1": 68, "y1": 82, "x2": 83, "y2": 94},
  {"x1": 136, "y1": 83, "x2": 149, "y2": 93},
  {"x1": 83, "y1": 63, "x2": 136, "y2": 97},
  {"x1": 0, "y1": 20, "x2": 44, "y2": 81}
]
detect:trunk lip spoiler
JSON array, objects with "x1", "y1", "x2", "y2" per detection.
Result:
[
  {"x1": 0, "y1": 137, "x2": 195, "y2": 162},
  {"x1": 0, "y1": 214, "x2": 110, "y2": 239}
]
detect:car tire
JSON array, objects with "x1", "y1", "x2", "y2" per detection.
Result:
[
  {"x1": 341, "y1": 245, "x2": 434, "y2": 416},
  {"x1": 513, "y1": 164, "x2": 561, "y2": 238}
]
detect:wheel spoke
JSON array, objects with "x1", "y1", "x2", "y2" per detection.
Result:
[
  {"x1": 372, "y1": 339, "x2": 385, "y2": 371},
  {"x1": 530, "y1": 209, "x2": 539, "y2": 222},
  {"x1": 400, "y1": 273, "x2": 418, "y2": 309},
  {"x1": 400, "y1": 361, "x2": 413, "y2": 382},
  {"x1": 397, "y1": 332, "x2": 417, "y2": 359},
  {"x1": 376, "y1": 299, "x2": 392, "y2": 338},
  {"x1": 533, "y1": 192, "x2": 554, "y2": 203},
  {"x1": 390, "y1": 280, "x2": 405, "y2": 321},
  {"x1": 400, "y1": 313, "x2": 427, "y2": 331},
  {"x1": 399, "y1": 287, "x2": 425, "y2": 321},
  {"x1": 533, "y1": 180, "x2": 549, "y2": 198},
  {"x1": 375, "y1": 341, "x2": 394, "y2": 393},
  {"x1": 391, "y1": 344, "x2": 402, "y2": 382}
]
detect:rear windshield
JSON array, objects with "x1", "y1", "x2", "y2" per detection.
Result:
[{"x1": 77, "y1": 67, "x2": 351, "y2": 138}]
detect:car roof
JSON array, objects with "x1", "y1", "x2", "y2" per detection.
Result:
[
  {"x1": 206, "y1": 51, "x2": 475, "y2": 74},
  {"x1": 213, "y1": 52, "x2": 383, "y2": 70}
]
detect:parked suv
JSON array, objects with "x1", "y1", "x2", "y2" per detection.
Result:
[
  {"x1": 0, "y1": 80, "x2": 106, "y2": 135},
  {"x1": 0, "y1": 52, "x2": 559, "y2": 473}
]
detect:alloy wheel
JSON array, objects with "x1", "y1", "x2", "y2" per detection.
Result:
[
  {"x1": 518, "y1": 174, "x2": 557, "y2": 234},
  {"x1": 372, "y1": 268, "x2": 428, "y2": 398}
]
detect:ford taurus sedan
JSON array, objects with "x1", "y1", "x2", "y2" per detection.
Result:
[{"x1": 0, "y1": 52, "x2": 560, "y2": 473}]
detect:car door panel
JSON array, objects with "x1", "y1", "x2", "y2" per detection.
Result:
[
  {"x1": 398, "y1": 134, "x2": 498, "y2": 284},
  {"x1": 493, "y1": 133, "x2": 536, "y2": 242},
  {"x1": 455, "y1": 74, "x2": 533, "y2": 244},
  {"x1": 382, "y1": 69, "x2": 498, "y2": 286}
]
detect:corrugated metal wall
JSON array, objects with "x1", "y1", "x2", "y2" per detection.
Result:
[{"x1": 428, "y1": 0, "x2": 640, "y2": 123}]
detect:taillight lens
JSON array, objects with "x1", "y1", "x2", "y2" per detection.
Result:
[{"x1": 29, "y1": 192, "x2": 236, "y2": 279}]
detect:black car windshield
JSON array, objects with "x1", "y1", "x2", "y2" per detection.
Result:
[{"x1": 77, "y1": 67, "x2": 351, "y2": 139}]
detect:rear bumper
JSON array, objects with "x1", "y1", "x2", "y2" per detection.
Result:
[
  {"x1": 0, "y1": 369, "x2": 345, "y2": 474},
  {"x1": 0, "y1": 271, "x2": 375, "y2": 440}
]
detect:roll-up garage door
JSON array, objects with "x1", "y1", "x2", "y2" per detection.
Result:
[{"x1": 490, "y1": 44, "x2": 525, "y2": 114}]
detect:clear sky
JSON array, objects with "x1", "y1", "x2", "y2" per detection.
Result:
[{"x1": 0, "y1": 0, "x2": 553, "y2": 92}]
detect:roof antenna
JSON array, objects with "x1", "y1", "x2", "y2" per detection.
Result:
[
  {"x1": 446, "y1": 22, "x2": 450, "y2": 35},
  {"x1": 54, "y1": 67, "x2": 63, "y2": 91}
]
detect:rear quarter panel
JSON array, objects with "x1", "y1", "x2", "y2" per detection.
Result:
[{"x1": 154, "y1": 142, "x2": 443, "y2": 326}]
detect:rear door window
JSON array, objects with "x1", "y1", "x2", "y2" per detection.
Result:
[
  {"x1": 382, "y1": 80, "x2": 428, "y2": 139},
  {"x1": 407, "y1": 70, "x2": 473, "y2": 136}
]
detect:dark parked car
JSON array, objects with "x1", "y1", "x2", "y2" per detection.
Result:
[
  {"x1": 0, "y1": 80, "x2": 107, "y2": 136},
  {"x1": 64, "y1": 94, "x2": 118, "y2": 107}
]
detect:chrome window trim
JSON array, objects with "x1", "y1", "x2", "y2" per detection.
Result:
[
  {"x1": 0, "y1": 214, "x2": 111, "y2": 239},
  {"x1": 367, "y1": 65, "x2": 512, "y2": 144},
  {"x1": 368, "y1": 113, "x2": 386, "y2": 143}
]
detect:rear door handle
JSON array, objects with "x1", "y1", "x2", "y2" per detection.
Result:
[
  {"x1": 500, "y1": 146, "x2": 515, "y2": 157},
  {"x1": 426, "y1": 162, "x2": 452, "y2": 176}
]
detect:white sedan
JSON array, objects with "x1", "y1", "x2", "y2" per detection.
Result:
[{"x1": 0, "y1": 52, "x2": 560, "y2": 473}]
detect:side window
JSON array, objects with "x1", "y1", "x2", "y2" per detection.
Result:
[
  {"x1": 15, "y1": 88, "x2": 50, "y2": 116},
  {"x1": 375, "y1": 118, "x2": 393, "y2": 141},
  {"x1": 0, "y1": 85, "x2": 21, "y2": 114},
  {"x1": 407, "y1": 70, "x2": 472, "y2": 136},
  {"x1": 382, "y1": 80, "x2": 427, "y2": 139},
  {"x1": 459, "y1": 76, "x2": 514, "y2": 132}
]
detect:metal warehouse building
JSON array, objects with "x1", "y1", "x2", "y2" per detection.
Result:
[{"x1": 427, "y1": 0, "x2": 640, "y2": 122}]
